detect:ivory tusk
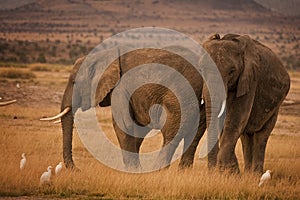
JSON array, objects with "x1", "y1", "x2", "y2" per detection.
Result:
[
  {"x1": 53, "y1": 119, "x2": 62, "y2": 124},
  {"x1": 201, "y1": 99, "x2": 204, "y2": 105},
  {"x1": 40, "y1": 107, "x2": 71, "y2": 121},
  {"x1": 0, "y1": 99, "x2": 17, "y2": 106},
  {"x1": 217, "y1": 100, "x2": 226, "y2": 118}
]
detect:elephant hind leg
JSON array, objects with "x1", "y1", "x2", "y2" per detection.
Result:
[
  {"x1": 179, "y1": 131, "x2": 203, "y2": 169},
  {"x1": 179, "y1": 106, "x2": 207, "y2": 169},
  {"x1": 240, "y1": 133, "x2": 253, "y2": 172},
  {"x1": 252, "y1": 111, "x2": 278, "y2": 174},
  {"x1": 113, "y1": 119, "x2": 145, "y2": 169}
]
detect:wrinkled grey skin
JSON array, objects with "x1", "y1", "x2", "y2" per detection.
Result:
[
  {"x1": 61, "y1": 49, "x2": 207, "y2": 170},
  {"x1": 203, "y1": 34, "x2": 290, "y2": 174}
]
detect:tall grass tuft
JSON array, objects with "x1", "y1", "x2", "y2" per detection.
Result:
[{"x1": 0, "y1": 69, "x2": 36, "y2": 79}]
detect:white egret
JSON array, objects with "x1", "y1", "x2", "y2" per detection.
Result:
[
  {"x1": 55, "y1": 162, "x2": 63, "y2": 175},
  {"x1": 20, "y1": 153, "x2": 26, "y2": 170},
  {"x1": 258, "y1": 170, "x2": 272, "y2": 187},
  {"x1": 40, "y1": 166, "x2": 52, "y2": 185}
]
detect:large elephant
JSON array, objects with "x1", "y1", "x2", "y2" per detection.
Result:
[
  {"x1": 202, "y1": 34, "x2": 290, "y2": 173},
  {"x1": 42, "y1": 48, "x2": 210, "y2": 170}
]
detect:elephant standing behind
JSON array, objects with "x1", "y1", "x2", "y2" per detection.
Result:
[{"x1": 202, "y1": 34, "x2": 290, "y2": 173}]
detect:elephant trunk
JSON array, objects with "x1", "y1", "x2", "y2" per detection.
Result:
[
  {"x1": 205, "y1": 100, "x2": 219, "y2": 169},
  {"x1": 61, "y1": 108, "x2": 76, "y2": 169},
  {"x1": 203, "y1": 84, "x2": 226, "y2": 169}
]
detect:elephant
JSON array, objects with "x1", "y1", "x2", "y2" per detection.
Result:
[
  {"x1": 202, "y1": 33, "x2": 290, "y2": 174},
  {"x1": 0, "y1": 99, "x2": 17, "y2": 106},
  {"x1": 41, "y1": 48, "x2": 212, "y2": 170}
]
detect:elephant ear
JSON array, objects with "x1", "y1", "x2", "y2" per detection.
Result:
[
  {"x1": 95, "y1": 62, "x2": 121, "y2": 105},
  {"x1": 236, "y1": 35, "x2": 259, "y2": 98}
]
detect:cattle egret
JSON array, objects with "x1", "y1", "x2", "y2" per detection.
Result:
[
  {"x1": 40, "y1": 166, "x2": 52, "y2": 185},
  {"x1": 16, "y1": 83, "x2": 20, "y2": 88},
  {"x1": 55, "y1": 162, "x2": 63, "y2": 175},
  {"x1": 258, "y1": 170, "x2": 272, "y2": 187},
  {"x1": 20, "y1": 153, "x2": 26, "y2": 170}
]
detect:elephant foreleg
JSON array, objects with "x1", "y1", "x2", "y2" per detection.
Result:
[
  {"x1": 218, "y1": 92, "x2": 255, "y2": 173},
  {"x1": 208, "y1": 141, "x2": 219, "y2": 169},
  {"x1": 218, "y1": 130, "x2": 240, "y2": 173},
  {"x1": 240, "y1": 133, "x2": 253, "y2": 172},
  {"x1": 252, "y1": 111, "x2": 278, "y2": 174}
]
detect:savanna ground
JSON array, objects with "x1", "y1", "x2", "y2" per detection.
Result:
[
  {"x1": 0, "y1": 63, "x2": 299, "y2": 200},
  {"x1": 0, "y1": 0, "x2": 300, "y2": 199}
]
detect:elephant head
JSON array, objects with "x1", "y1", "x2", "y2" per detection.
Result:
[
  {"x1": 40, "y1": 55, "x2": 121, "y2": 169},
  {"x1": 202, "y1": 34, "x2": 290, "y2": 173},
  {"x1": 203, "y1": 34, "x2": 259, "y2": 97}
]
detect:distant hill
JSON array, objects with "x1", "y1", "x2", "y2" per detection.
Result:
[
  {"x1": 1, "y1": 0, "x2": 298, "y2": 16},
  {"x1": 0, "y1": 0, "x2": 298, "y2": 68},
  {"x1": 254, "y1": 0, "x2": 300, "y2": 16},
  {"x1": 0, "y1": 0, "x2": 35, "y2": 10}
]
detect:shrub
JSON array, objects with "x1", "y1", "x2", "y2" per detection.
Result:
[
  {"x1": 0, "y1": 63, "x2": 28, "y2": 68},
  {"x1": 0, "y1": 69, "x2": 36, "y2": 79},
  {"x1": 37, "y1": 53, "x2": 47, "y2": 63},
  {"x1": 30, "y1": 65, "x2": 51, "y2": 72}
]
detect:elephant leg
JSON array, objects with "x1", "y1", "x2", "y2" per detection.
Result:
[
  {"x1": 113, "y1": 118, "x2": 142, "y2": 169},
  {"x1": 218, "y1": 129, "x2": 240, "y2": 173},
  {"x1": 179, "y1": 131, "x2": 202, "y2": 169},
  {"x1": 155, "y1": 133, "x2": 179, "y2": 169},
  {"x1": 179, "y1": 105, "x2": 206, "y2": 169},
  {"x1": 240, "y1": 133, "x2": 253, "y2": 172},
  {"x1": 217, "y1": 92, "x2": 255, "y2": 174},
  {"x1": 208, "y1": 141, "x2": 219, "y2": 169},
  {"x1": 252, "y1": 111, "x2": 278, "y2": 174}
]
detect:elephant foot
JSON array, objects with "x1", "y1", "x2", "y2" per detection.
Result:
[
  {"x1": 178, "y1": 158, "x2": 193, "y2": 170},
  {"x1": 123, "y1": 157, "x2": 142, "y2": 172},
  {"x1": 218, "y1": 161, "x2": 240, "y2": 174},
  {"x1": 252, "y1": 165, "x2": 264, "y2": 174},
  {"x1": 65, "y1": 160, "x2": 80, "y2": 172},
  {"x1": 208, "y1": 159, "x2": 217, "y2": 169}
]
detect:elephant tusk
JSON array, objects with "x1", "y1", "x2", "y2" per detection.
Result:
[
  {"x1": 217, "y1": 100, "x2": 226, "y2": 118},
  {"x1": 53, "y1": 119, "x2": 62, "y2": 124},
  {"x1": 201, "y1": 99, "x2": 204, "y2": 105},
  {"x1": 40, "y1": 107, "x2": 71, "y2": 121},
  {"x1": 0, "y1": 99, "x2": 17, "y2": 106}
]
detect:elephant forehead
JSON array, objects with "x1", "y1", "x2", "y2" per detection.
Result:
[{"x1": 203, "y1": 41, "x2": 240, "y2": 63}]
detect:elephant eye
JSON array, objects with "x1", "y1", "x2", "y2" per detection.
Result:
[{"x1": 229, "y1": 67, "x2": 235, "y2": 75}]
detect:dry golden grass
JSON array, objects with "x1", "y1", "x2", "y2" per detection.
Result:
[
  {"x1": 0, "y1": 70, "x2": 299, "y2": 199},
  {"x1": 0, "y1": 103, "x2": 299, "y2": 199}
]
